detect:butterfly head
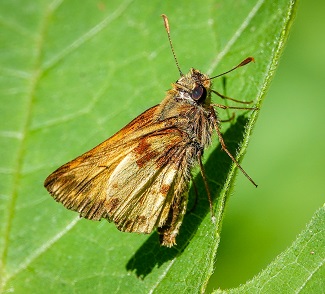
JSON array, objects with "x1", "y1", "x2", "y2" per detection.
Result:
[{"x1": 174, "y1": 68, "x2": 212, "y2": 107}]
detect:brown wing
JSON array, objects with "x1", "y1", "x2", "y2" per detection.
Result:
[{"x1": 44, "y1": 105, "x2": 191, "y2": 234}]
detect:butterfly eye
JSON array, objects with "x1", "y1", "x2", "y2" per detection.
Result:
[{"x1": 191, "y1": 85, "x2": 206, "y2": 101}]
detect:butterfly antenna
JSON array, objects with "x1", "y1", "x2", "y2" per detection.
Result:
[
  {"x1": 162, "y1": 14, "x2": 183, "y2": 76},
  {"x1": 209, "y1": 57, "x2": 255, "y2": 80}
]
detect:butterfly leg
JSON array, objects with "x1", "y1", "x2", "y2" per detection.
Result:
[
  {"x1": 209, "y1": 107, "x2": 258, "y2": 187},
  {"x1": 212, "y1": 89, "x2": 254, "y2": 105}
]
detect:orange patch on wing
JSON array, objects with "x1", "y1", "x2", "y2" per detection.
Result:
[{"x1": 134, "y1": 137, "x2": 159, "y2": 168}]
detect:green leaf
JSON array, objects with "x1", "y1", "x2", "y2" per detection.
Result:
[
  {"x1": 0, "y1": 0, "x2": 296, "y2": 293},
  {"x1": 214, "y1": 205, "x2": 325, "y2": 293}
]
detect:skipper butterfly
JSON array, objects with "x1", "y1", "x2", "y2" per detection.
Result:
[{"x1": 44, "y1": 15, "x2": 257, "y2": 247}]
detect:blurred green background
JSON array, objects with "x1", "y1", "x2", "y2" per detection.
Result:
[{"x1": 208, "y1": 0, "x2": 325, "y2": 291}]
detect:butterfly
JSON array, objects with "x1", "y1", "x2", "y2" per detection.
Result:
[{"x1": 44, "y1": 14, "x2": 257, "y2": 247}]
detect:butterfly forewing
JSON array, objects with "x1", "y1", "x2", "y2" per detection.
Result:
[{"x1": 44, "y1": 106, "x2": 159, "y2": 220}]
